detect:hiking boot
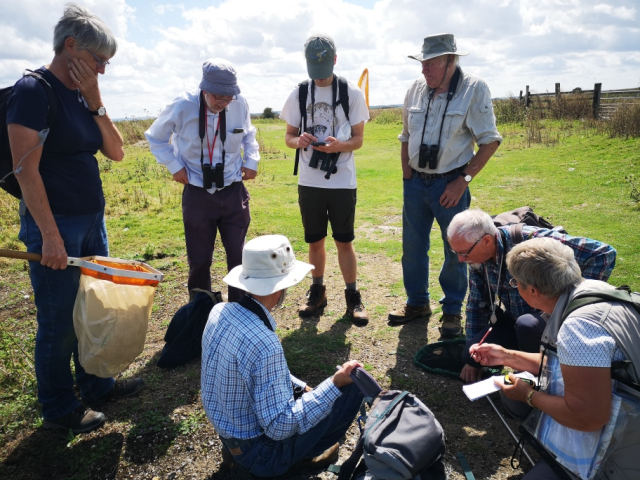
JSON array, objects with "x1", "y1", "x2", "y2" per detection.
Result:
[
  {"x1": 43, "y1": 405, "x2": 105, "y2": 434},
  {"x1": 299, "y1": 284, "x2": 327, "y2": 317},
  {"x1": 388, "y1": 304, "x2": 432, "y2": 325},
  {"x1": 87, "y1": 378, "x2": 145, "y2": 406},
  {"x1": 283, "y1": 442, "x2": 340, "y2": 477},
  {"x1": 441, "y1": 313, "x2": 463, "y2": 338},
  {"x1": 345, "y1": 289, "x2": 369, "y2": 326}
]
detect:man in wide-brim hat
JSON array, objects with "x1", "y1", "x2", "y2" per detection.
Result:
[
  {"x1": 200, "y1": 234, "x2": 364, "y2": 477},
  {"x1": 389, "y1": 33, "x2": 503, "y2": 339}
]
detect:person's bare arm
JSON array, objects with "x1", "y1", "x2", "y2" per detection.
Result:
[
  {"x1": 285, "y1": 123, "x2": 316, "y2": 150},
  {"x1": 8, "y1": 124, "x2": 67, "y2": 269},
  {"x1": 439, "y1": 141, "x2": 499, "y2": 208},
  {"x1": 499, "y1": 365, "x2": 612, "y2": 432},
  {"x1": 69, "y1": 58, "x2": 124, "y2": 162}
]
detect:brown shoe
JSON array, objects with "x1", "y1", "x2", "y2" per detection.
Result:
[
  {"x1": 388, "y1": 304, "x2": 432, "y2": 325},
  {"x1": 284, "y1": 442, "x2": 340, "y2": 477},
  {"x1": 345, "y1": 289, "x2": 369, "y2": 326},
  {"x1": 299, "y1": 284, "x2": 327, "y2": 317},
  {"x1": 43, "y1": 405, "x2": 105, "y2": 434},
  {"x1": 441, "y1": 313, "x2": 463, "y2": 338}
]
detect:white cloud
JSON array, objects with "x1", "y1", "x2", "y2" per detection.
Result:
[{"x1": 0, "y1": 0, "x2": 638, "y2": 118}]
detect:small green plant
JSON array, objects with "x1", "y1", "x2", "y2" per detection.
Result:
[{"x1": 626, "y1": 175, "x2": 640, "y2": 204}]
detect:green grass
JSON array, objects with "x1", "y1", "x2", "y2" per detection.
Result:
[{"x1": 0, "y1": 116, "x2": 639, "y2": 450}]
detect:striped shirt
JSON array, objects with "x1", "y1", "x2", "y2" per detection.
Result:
[
  {"x1": 465, "y1": 226, "x2": 616, "y2": 341},
  {"x1": 201, "y1": 300, "x2": 341, "y2": 441}
]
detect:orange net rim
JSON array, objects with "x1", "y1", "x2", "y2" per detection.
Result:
[{"x1": 69, "y1": 256, "x2": 164, "y2": 285}]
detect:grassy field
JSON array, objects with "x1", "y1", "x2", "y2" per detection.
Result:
[{"x1": 0, "y1": 111, "x2": 639, "y2": 479}]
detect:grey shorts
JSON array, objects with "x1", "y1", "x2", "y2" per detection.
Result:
[{"x1": 298, "y1": 185, "x2": 357, "y2": 244}]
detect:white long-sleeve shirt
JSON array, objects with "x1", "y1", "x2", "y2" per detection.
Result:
[{"x1": 145, "y1": 90, "x2": 260, "y2": 192}]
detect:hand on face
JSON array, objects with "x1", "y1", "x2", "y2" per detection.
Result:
[{"x1": 68, "y1": 56, "x2": 102, "y2": 110}]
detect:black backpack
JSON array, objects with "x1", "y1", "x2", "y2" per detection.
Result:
[
  {"x1": 492, "y1": 206, "x2": 567, "y2": 244},
  {"x1": 293, "y1": 76, "x2": 350, "y2": 176},
  {"x1": 0, "y1": 69, "x2": 58, "y2": 199}
]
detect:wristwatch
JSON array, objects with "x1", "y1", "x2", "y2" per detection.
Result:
[
  {"x1": 526, "y1": 389, "x2": 537, "y2": 408},
  {"x1": 460, "y1": 171, "x2": 472, "y2": 183},
  {"x1": 90, "y1": 106, "x2": 106, "y2": 117}
]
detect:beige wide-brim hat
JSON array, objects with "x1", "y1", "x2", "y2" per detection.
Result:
[
  {"x1": 408, "y1": 33, "x2": 469, "y2": 62},
  {"x1": 224, "y1": 235, "x2": 313, "y2": 296}
]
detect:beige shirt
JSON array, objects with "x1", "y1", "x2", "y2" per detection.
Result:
[{"x1": 398, "y1": 69, "x2": 502, "y2": 174}]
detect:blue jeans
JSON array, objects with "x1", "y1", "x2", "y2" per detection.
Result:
[
  {"x1": 402, "y1": 171, "x2": 471, "y2": 314},
  {"x1": 19, "y1": 210, "x2": 115, "y2": 420},
  {"x1": 226, "y1": 383, "x2": 363, "y2": 477}
]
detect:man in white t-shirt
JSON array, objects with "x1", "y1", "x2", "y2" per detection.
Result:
[{"x1": 280, "y1": 34, "x2": 370, "y2": 326}]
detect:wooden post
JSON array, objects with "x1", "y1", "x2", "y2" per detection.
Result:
[
  {"x1": 555, "y1": 83, "x2": 560, "y2": 98},
  {"x1": 592, "y1": 83, "x2": 602, "y2": 118},
  {"x1": 519, "y1": 90, "x2": 523, "y2": 104},
  {"x1": 525, "y1": 86, "x2": 530, "y2": 108}
]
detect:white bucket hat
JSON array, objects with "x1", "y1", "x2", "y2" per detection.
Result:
[{"x1": 223, "y1": 235, "x2": 313, "y2": 296}]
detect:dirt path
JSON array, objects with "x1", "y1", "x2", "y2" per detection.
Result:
[{"x1": 0, "y1": 248, "x2": 529, "y2": 479}]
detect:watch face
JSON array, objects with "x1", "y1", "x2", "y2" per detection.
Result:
[
  {"x1": 464, "y1": 174, "x2": 472, "y2": 182},
  {"x1": 97, "y1": 106, "x2": 106, "y2": 116}
]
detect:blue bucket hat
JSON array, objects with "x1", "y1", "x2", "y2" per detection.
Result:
[{"x1": 199, "y1": 58, "x2": 241, "y2": 96}]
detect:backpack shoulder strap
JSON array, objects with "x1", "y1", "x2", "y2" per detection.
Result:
[
  {"x1": 238, "y1": 295, "x2": 274, "y2": 332},
  {"x1": 24, "y1": 69, "x2": 58, "y2": 126},
  {"x1": 335, "y1": 435, "x2": 364, "y2": 480},
  {"x1": 564, "y1": 286, "x2": 640, "y2": 320},
  {"x1": 293, "y1": 80, "x2": 310, "y2": 176},
  {"x1": 337, "y1": 76, "x2": 350, "y2": 121}
]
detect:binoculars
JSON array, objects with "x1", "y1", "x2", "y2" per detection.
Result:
[{"x1": 203, "y1": 163, "x2": 225, "y2": 189}]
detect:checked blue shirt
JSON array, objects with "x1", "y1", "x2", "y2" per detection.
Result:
[
  {"x1": 201, "y1": 299, "x2": 341, "y2": 441},
  {"x1": 465, "y1": 226, "x2": 616, "y2": 341}
]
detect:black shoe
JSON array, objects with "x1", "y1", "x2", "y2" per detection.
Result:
[
  {"x1": 299, "y1": 284, "x2": 328, "y2": 317},
  {"x1": 43, "y1": 405, "x2": 105, "y2": 434},
  {"x1": 87, "y1": 378, "x2": 145, "y2": 407},
  {"x1": 344, "y1": 289, "x2": 369, "y2": 326}
]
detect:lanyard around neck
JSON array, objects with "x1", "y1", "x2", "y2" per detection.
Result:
[{"x1": 205, "y1": 113, "x2": 220, "y2": 166}]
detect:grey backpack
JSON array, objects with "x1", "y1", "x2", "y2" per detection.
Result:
[{"x1": 336, "y1": 368, "x2": 446, "y2": 480}]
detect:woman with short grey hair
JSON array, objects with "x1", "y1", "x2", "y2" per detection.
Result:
[
  {"x1": 7, "y1": 3, "x2": 142, "y2": 435},
  {"x1": 506, "y1": 237, "x2": 583, "y2": 298}
]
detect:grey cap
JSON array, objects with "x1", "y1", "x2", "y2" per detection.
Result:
[
  {"x1": 408, "y1": 33, "x2": 469, "y2": 62},
  {"x1": 304, "y1": 34, "x2": 336, "y2": 80},
  {"x1": 199, "y1": 58, "x2": 240, "y2": 96}
]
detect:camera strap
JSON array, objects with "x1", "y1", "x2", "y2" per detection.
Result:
[
  {"x1": 199, "y1": 91, "x2": 227, "y2": 170},
  {"x1": 419, "y1": 66, "x2": 462, "y2": 160}
]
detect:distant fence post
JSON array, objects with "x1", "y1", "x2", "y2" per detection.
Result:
[
  {"x1": 525, "y1": 86, "x2": 530, "y2": 108},
  {"x1": 519, "y1": 90, "x2": 523, "y2": 104},
  {"x1": 555, "y1": 83, "x2": 561, "y2": 99},
  {"x1": 592, "y1": 83, "x2": 602, "y2": 118}
]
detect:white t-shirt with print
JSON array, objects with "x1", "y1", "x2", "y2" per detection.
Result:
[{"x1": 280, "y1": 78, "x2": 369, "y2": 189}]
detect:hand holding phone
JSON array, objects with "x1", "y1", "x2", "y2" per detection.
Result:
[{"x1": 311, "y1": 141, "x2": 327, "y2": 147}]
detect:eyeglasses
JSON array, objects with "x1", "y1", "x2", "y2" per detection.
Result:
[
  {"x1": 509, "y1": 278, "x2": 518, "y2": 288},
  {"x1": 206, "y1": 92, "x2": 237, "y2": 104},
  {"x1": 449, "y1": 236, "x2": 483, "y2": 258},
  {"x1": 86, "y1": 49, "x2": 110, "y2": 68}
]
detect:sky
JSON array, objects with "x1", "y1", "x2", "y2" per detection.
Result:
[{"x1": 1, "y1": 0, "x2": 639, "y2": 119}]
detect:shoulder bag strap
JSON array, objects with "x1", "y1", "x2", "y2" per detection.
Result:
[{"x1": 238, "y1": 295, "x2": 274, "y2": 332}]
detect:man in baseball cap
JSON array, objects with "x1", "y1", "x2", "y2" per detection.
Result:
[
  {"x1": 280, "y1": 35, "x2": 371, "y2": 326},
  {"x1": 201, "y1": 235, "x2": 364, "y2": 477},
  {"x1": 389, "y1": 34, "x2": 502, "y2": 338},
  {"x1": 145, "y1": 59, "x2": 260, "y2": 303}
]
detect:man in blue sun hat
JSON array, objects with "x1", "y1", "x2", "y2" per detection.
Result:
[
  {"x1": 146, "y1": 59, "x2": 260, "y2": 302},
  {"x1": 280, "y1": 35, "x2": 371, "y2": 326},
  {"x1": 389, "y1": 33, "x2": 502, "y2": 338}
]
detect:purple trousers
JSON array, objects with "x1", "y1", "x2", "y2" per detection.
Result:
[{"x1": 182, "y1": 182, "x2": 250, "y2": 302}]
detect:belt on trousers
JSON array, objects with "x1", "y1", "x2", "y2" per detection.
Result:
[
  {"x1": 412, "y1": 164, "x2": 468, "y2": 180},
  {"x1": 219, "y1": 435, "x2": 258, "y2": 450}
]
